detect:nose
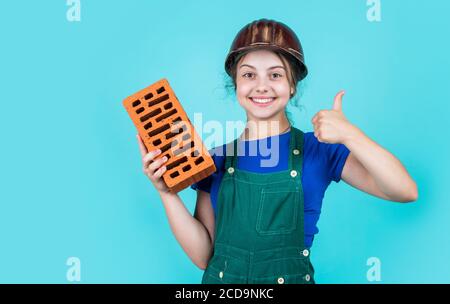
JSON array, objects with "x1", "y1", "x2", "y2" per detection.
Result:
[
  {"x1": 255, "y1": 78, "x2": 270, "y2": 94},
  {"x1": 256, "y1": 87, "x2": 268, "y2": 94}
]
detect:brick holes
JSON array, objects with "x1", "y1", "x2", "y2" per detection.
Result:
[{"x1": 123, "y1": 78, "x2": 216, "y2": 193}]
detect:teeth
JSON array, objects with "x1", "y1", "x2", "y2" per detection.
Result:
[{"x1": 251, "y1": 98, "x2": 274, "y2": 104}]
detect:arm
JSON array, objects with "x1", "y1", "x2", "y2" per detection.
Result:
[
  {"x1": 137, "y1": 134, "x2": 215, "y2": 269},
  {"x1": 341, "y1": 127, "x2": 418, "y2": 203},
  {"x1": 312, "y1": 90, "x2": 418, "y2": 203},
  {"x1": 159, "y1": 189, "x2": 215, "y2": 270}
]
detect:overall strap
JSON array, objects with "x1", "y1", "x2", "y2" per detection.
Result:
[
  {"x1": 291, "y1": 127, "x2": 304, "y2": 174},
  {"x1": 223, "y1": 127, "x2": 304, "y2": 171},
  {"x1": 224, "y1": 140, "x2": 235, "y2": 170}
]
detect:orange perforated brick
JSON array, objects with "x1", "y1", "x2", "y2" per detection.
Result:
[{"x1": 123, "y1": 78, "x2": 216, "y2": 193}]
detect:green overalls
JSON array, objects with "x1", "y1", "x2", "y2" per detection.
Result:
[{"x1": 202, "y1": 127, "x2": 315, "y2": 284}]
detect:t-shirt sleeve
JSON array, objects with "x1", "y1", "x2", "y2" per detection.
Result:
[
  {"x1": 326, "y1": 142, "x2": 351, "y2": 183},
  {"x1": 190, "y1": 174, "x2": 213, "y2": 193}
]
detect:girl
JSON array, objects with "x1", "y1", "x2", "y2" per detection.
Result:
[{"x1": 136, "y1": 19, "x2": 418, "y2": 284}]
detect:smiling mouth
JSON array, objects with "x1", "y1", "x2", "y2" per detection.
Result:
[{"x1": 249, "y1": 97, "x2": 276, "y2": 105}]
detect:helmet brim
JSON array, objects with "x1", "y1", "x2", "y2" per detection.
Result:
[{"x1": 224, "y1": 44, "x2": 308, "y2": 82}]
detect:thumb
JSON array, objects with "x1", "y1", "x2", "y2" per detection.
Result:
[{"x1": 333, "y1": 90, "x2": 345, "y2": 111}]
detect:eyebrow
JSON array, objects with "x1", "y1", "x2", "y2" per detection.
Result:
[{"x1": 239, "y1": 64, "x2": 286, "y2": 70}]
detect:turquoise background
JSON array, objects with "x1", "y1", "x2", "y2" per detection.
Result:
[{"x1": 0, "y1": 0, "x2": 449, "y2": 283}]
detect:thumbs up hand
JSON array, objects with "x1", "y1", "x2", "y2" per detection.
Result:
[{"x1": 311, "y1": 90, "x2": 356, "y2": 144}]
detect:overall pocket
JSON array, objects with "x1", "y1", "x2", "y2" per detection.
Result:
[
  {"x1": 250, "y1": 256, "x2": 314, "y2": 284},
  {"x1": 252, "y1": 272, "x2": 314, "y2": 284},
  {"x1": 256, "y1": 189, "x2": 299, "y2": 235}
]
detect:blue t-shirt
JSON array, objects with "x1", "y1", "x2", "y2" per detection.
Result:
[{"x1": 190, "y1": 130, "x2": 351, "y2": 248}]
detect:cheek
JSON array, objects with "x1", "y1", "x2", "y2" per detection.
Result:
[
  {"x1": 236, "y1": 80, "x2": 251, "y2": 95},
  {"x1": 236, "y1": 82, "x2": 253, "y2": 103},
  {"x1": 274, "y1": 82, "x2": 291, "y2": 97}
]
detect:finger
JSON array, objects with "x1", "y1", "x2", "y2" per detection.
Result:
[
  {"x1": 147, "y1": 155, "x2": 167, "y2": 173},
  {"x1": 153, "y1": 165, "x2": 167, "y2": 179},
  {"x1": 143, "y1": 149, "x2": 162, "y2": 167},
  {"x1": 312, "y1": 113, "x2": 321, "y2": 126},
  {"x1": 312, "y1": 110, "x2": 325, "y2": 124},
  {"x1": 136, "y1": 134, "x2": 148, "y2": 158},
  {"x1": 332, "y1": 90, "x2": 345, "y2": 111}
]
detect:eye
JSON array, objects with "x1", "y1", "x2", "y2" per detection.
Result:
[
  {"x1": 242, "y1": 72, "x2": 254, "y2": 78},
  {"x1": 272, "y1": 73, "x2": 283, "y2": 79}
]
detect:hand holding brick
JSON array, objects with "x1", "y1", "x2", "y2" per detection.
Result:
[
  {"x1": 123, "y1": 78, "x2": 216, "y2": 193},
  {"x1": 137, "y1": 134, "x2": 170, "y2": 193}
]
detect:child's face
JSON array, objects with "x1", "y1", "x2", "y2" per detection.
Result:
[{"x1": 235, "y1": 49, "x2": 293, "y2": 123}]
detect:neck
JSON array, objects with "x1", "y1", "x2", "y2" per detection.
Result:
[{"x1": 239, "y1": 119, "x2": 291, "y2": 141}]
